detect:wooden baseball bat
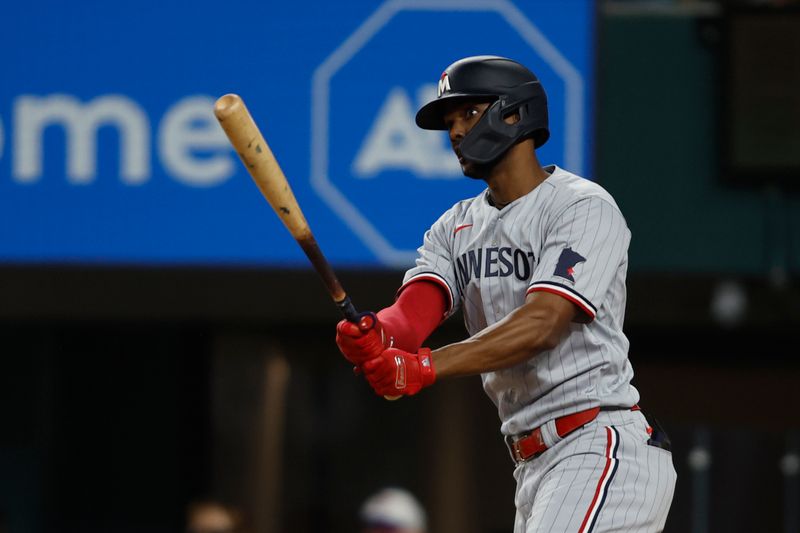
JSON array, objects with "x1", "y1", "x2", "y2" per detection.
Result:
[{"x1": 213, "y1": 94, "x2": 399, "y2": 400}]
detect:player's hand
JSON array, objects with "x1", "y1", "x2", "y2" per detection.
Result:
[
  {"x1": 335, "y1": 314, "x2": 388, "y2": 367},
  {"x1": 362, "y1": 348, "x2": 436, "y2": 397}
]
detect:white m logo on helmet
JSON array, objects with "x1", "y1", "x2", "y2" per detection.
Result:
[{"x1": 437, "y1": 73, "x2": 451, "y2": 97}]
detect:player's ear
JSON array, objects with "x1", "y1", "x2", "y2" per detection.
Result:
[{"x1": 503, "y1": 111, "x2": 521, "y2": 125}]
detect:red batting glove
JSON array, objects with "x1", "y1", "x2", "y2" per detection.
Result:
[
  {"x1": 362, "y1": 348, "x2": 436, "y2": 397},
  {"x1": 335, "y1": 316, "x2": 388, "y2": 367}
]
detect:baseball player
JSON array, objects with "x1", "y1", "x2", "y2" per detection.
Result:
[{"x1": 336, "y1": 56, "x2": 676, "y2": 532}]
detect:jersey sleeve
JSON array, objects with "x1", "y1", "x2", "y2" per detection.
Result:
[
  {"x1": 399, "y1": 210, "x2": 462, "y2": 319},
  {"x1": 527, "y1": 196, "x2": 630, "y2": 322}
]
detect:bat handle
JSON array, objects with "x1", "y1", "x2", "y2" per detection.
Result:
[
  {"x1": 336, "y1": 296, "x2": 377, "y2": 332},
  {"x1": 336, "y1": 296, "x2": 400, "y2": 402},
  {"x1": 337, "y1": 295, "x2": 361, "y2": 323}
]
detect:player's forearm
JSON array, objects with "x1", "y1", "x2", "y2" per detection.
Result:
[
  {"x1": 377, "y1": 280, "x2": 447, "y2": 352},
  {"x1": 431, "y1": 304, "x2": 566, "y2": 378}
]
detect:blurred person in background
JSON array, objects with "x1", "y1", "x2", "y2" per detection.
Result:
[
  {"x1": 185, "y1": 500, "x2": 245, "y2": 533},
  {"x1": 360, "y1": 487, "x2": 427, "y2": 533}
]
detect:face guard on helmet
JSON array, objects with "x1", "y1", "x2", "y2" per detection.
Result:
[{"x1": 415, "y1": 55, "x2": 549, "y2": 166}]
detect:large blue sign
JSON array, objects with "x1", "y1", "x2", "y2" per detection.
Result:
[{"x1": 0, "y1": 0, "x2": 595, "y2": 267}]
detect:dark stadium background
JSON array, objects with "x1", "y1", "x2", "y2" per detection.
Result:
[{"x1": 2, "y1": 1, "x2": 800, "y2": 532}]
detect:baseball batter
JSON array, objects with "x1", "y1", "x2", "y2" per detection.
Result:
[{"x1": 336, "y1": 56, "x2": 676, "y2": 532}]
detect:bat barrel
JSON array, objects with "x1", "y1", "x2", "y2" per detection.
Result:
[
  {"x1": 214, "y1": 93, "x2": 312, "y2": 241},
  {"x1": 213, "y1": 93, "x2": 243, "y2": 121},
  {"x1": 213, "y1": 93, "x2": 347, "y2": 305},
  {"x1": 214, "y1": 93, "x2": 397, "y2": 400}
]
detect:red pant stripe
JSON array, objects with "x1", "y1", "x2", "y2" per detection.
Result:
[{"x1": 578, "y1": 426, "x2": 619, "y2": 533}]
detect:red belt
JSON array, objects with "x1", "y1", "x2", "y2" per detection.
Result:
[{"x1": 505, "y1": 406, "x2": 640, "y2": 464}]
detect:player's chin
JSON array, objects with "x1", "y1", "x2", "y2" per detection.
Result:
[{"x1": 461, "y1": 161, "x2": 489, "y2": 181}]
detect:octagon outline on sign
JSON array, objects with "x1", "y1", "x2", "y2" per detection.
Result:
[{"x1": 311, "y1": 0, "x2": 585, "y2": 267}]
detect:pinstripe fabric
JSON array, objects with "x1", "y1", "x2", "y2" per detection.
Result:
[
  {"x1": 513, "y1": 411, "x2": 676, "y2": 532},
  {"x1": 403, "y1": 165, "x2": 675, "y2": 530},
  {"x1": 403, "y1": 166, "x2": 638, "y2": 434}
]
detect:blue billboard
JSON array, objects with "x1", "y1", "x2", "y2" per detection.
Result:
[{"x1": 0, "y1": 0, "x2": 595, "y2": 267}]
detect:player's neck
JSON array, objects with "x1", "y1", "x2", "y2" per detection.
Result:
[{"x1": 486, "y1": 144, "x2": 548, "y2": 208}]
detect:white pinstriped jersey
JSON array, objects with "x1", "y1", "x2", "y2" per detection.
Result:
[{"x1": 401, "y1": 165, "x2": 640, "y2": 436}]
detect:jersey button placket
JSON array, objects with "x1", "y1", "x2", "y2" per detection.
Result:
[
  {"x1": 479, "y1": 218, "x2": 496, "y2": 323},
  {"x1": 491, "y1": 221, "x2": 502, "y2": 319}
]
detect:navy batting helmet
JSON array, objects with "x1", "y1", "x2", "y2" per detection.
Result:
[{"x1": 415, "y1": 55, "x2": 549, "y2": 165}]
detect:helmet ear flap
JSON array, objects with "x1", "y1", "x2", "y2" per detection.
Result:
[
  {"x1": 459, "y1": 81, "x2": 550, "y2": 164},
  {"x1": 518, "y1": 96, "x2": 550, "y2": 148},
  {"x1": 459, "y1": 99, "x2": 523, "y2": 165},
  {"x1": 504, "y1": 99, "x2": 527, "y2": 126}
]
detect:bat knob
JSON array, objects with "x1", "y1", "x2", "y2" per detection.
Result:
[{"x1": 358, "y1": 313, "x2": 376, "y2": 332}]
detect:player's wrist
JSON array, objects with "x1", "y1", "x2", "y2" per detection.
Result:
[{"x1": 417, "y1": 347, "x2": 436, "y2": 387}]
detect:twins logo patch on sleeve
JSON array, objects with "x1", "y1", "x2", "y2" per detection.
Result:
[{"x1": 554, "y1": 247, "x2": 586, "y2": 282}]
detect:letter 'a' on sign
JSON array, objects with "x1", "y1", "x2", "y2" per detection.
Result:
[{"x1": 352, "y1": 85, "x2": 461, "y2": 179}]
